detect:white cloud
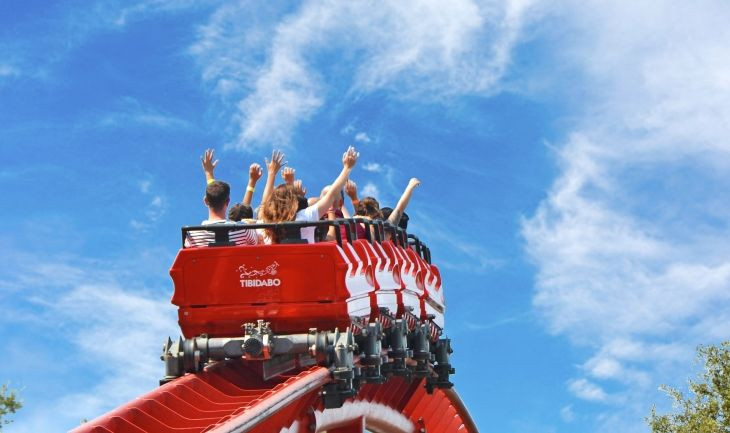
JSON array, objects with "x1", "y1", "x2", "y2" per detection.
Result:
[
  {"x1": 11, "y1": 283, "x2": 176, "y2": 432},
  {"x1": 360, "y1": 182, "x2": 380, "y2": 200},
  {"x1": 138, "y1": 179, "x2": 152, "y2": 194},
  {"x1": 522, "y1": 0, "x2": 730, "y2": 430},
  {"x1": 362, "y1": 162, "x2": 382, "y2": 172},
  {"x1": 340, "y1": 123, "x2": 356, "y2": 135},
  {"x1": 130, "y1": 194, "x2": 166, "y2": 230},
  {"x1": 95, "y1": 97, "x2": 191, "y2": 130},
  {"x1": 354, "y1": 132, "x2": 371, "y2": 143},
  {"x1": 410, "y1": 210, "x2": 503, "y2": 274},
  {"x1": 0, "y1": 64, "x2": 19, "y2": 77},
  {"x1": 53, "y1": 284, "x2": 175, "y2": 421},
  {"x1": 112, "y1": 0, "x2": 216, "y2": 27},
  {"x1": 560, "y1": 405, "x2": 575, "y2": 423},
  {"x1": 462, "y1": 311, "x2": 529, "y2": 332},
  {"x1": 130, "y1": 180, "x2": 167, "y2": 230},
  {"x1": 129, "y1": 219, "x2": 147, "y2": 230},
  {"x1": 192, "y1": 0, "x2": 538, "y2": 149},
  {"x1": 1, "y1": 251, "x2": 177, "y2": 432},
  {"x1": 0, "y1": 1, "x2": 213, "y2": 85},
  {"x1": 567, "y1": 378, "x2": 608, "y2": 402},
  {"x1": 582, "y1": 349, "x2": 651, "y2": 388}
]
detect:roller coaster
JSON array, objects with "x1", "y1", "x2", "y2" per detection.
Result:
[{"x1": 72, "y1": 218, "x2": 477, "y2": 432}]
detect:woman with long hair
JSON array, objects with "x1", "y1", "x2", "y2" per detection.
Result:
[{"x1": 261, "y1": 146, "x2": 359, "y2": 243}]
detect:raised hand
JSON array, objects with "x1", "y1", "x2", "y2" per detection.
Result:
[
  {"x1": 345, "y1": 179, "x2": 358, "y2": 199},
  {"x1": 248, "y1": 163, "x2": 263, "y2": 183},
  {"x1": 408, "y1": 178, "x2": 421, "y2": 189},
  {"x1": 265, "y1": 150, "x2": 286, "y2": 174},
  {"x1": 259, "y1": 150, "x2": 286, "y2": 214},
  {"x1": 282, "y1": 167, "x2": 296, "y2": 185},
  {"x1": 201, "y1": 148, "x2": 218, "y2": 174},
  {"x1": 293, "y1": 179, "x2": 307, "y2": 196},
  {"x1": 342, "y1": 146, "x2": 359, "y2": 169}
]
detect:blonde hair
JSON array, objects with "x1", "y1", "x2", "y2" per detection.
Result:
[{"x1": 261, "y1": 184, "x2": 299, "y2": 243}]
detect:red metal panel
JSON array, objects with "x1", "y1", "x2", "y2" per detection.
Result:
[
  {"x1": 154, "y1": 391, "x2": 232, "y2": 418},
  {"x1": 426, "y1": 396, "x2": 455, "y2": 432},
  {"x1": 135, "y1": 399, "x2": 218, "y2": 429},
  {"x1": 395, "y1": 379, "x2": 423, "y2": 411},
  {"x1": 432, "y1": 406, "x2": 459, "y2": 432},
  {"x1": 402, "y1": 383, "x2": 428, "y2": 417},
  {"x1": 170, "y1": 243, "x2": 352, "y2": 338},
  {"x1": 94, "y1": 417, "x2": 144, "y2": 433},
  {"x1": 177, "y1": 302, "x2": 350, "y2": 338}
]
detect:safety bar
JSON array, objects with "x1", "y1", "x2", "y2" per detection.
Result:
[
  {"x1": 351, "y1": 218, "x2": 378, "y2": 243},
  {"x1": 408, "y1": 234, "x2": 431, "y2": 265},
  {"x1": 182, "y1": 220, "x2": 350, "y2": 248},
  {"x1": 181, "y1": 218, "x2": 431, "y2": 263},
  {"x1": 382, "y1": 221, "x2": 408, "y2": 249}
]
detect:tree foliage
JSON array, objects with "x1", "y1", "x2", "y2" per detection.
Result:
[
  {"x1": 648, "y1": 341, "x2": 730, "y2": 433},
  {"x1": 0, "y1": 384, "x2": 22, "y2": 430}
]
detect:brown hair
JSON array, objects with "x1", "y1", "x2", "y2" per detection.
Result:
[
  {"x1": 228, "y1": 203, "x2": 253, "y2": 221},
  {"x1": 205, "y1": 180, "x2": 230, "y2": 211},
  {"x1": 355, "y1": 196, "x2": 383, "y2": 219},
  {"x1": 261, "y1": 184, "x2": 299, "y2": 243}
]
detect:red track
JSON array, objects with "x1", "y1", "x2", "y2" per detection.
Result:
[{"x1": 71, "y1": 359, "x2": 477, "y2": 433}]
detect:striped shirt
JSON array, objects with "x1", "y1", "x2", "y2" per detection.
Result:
[{"x1": 185, "y1": 219, "x2": 258, "y2": 248}]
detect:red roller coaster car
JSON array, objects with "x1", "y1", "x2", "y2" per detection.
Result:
[{"x1": 72, "y1": 218, "x2": 474, "y2": 433}]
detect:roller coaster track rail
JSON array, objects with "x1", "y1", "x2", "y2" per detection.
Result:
[{"x1": 71, "y1": 359, "x2": 477, "y2": 433}]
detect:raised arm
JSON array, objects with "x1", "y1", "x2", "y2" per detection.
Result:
[
  {"x1": 387, "y1": 178, "x2": 420, "y2": 226},
  {"x1": 258, "y1": 150, "x2": 286, "y2": 217},
  {"x1": 201, "y1": 148, "x2": 218, "y2": 184},
  {"x1": 314, "y1": 147, "x2": 359, "y2": 217},
  {"x1": 242, "y1": 163, "x2": 263, "y2": 206},
  {"x1": 345, "y1": 179, "x2": 360, "y2": 213}
]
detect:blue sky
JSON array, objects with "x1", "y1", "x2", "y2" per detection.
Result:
[{"x1": 2, "y1": 1, "x2": 730, "y2": 432}]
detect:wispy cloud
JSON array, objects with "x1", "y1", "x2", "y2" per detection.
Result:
[
  {"x1": 560, "y1": 405, "x2": 575, "y2": 423},
  {"x1": 1, "y1": 250, "x2": 177, "y2": 432},
  {"x1": 191, "y1": 0, "x2": 538, "y2": 149},
  {"x1": 0, "y1": 64, "x2": 20, "y2": 78},
  {"x1": 0, "y1": 1, "x2": 215, "y2": 84},
  {"x1": 353, "y1": 162, "x2": 399, "y2": 196},
  {"x1": 138, "y1": 179, "x2": 152, "y2": 194},
  {"x1": 522, "y1": 0, "x2": 730, "y2": 430},
  {"x1": 11, "y1": 284, "x2": 176, "y2": 432},
  {"x1": 53, "y1": 284, "x2": 174, "y2": 422},
  {"x1": 360, "y1": 182, "x2": 380, "y2": 200},
  {"x1": 462, "y1": 311, "x2": 530, "y2": 332},
  {"x1": 411, "y1": 210, "x2": 503, "y2": 274},
  {"x1": 362, "y1": 162, "x2": 382, "y2": 173},
  {"x1": 130, "y1": 177, "x2": 167, "y2": 231},
  {"x1": 354, "y1": 132, "x2": 371, "y2": 143},
  {"x1": 111, "y1": 0, "x2": 218, "y2": 27},
  {"x1": 94, "y1": 97, "x2": 192, "y2": 130},
  {"x1": 567, "y1": 378, "x2": 607, "y2": 403}
]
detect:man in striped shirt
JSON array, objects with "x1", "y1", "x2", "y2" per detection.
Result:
[{"x1": 185, "y1": 150, "x2": 258, "y2": 248}]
